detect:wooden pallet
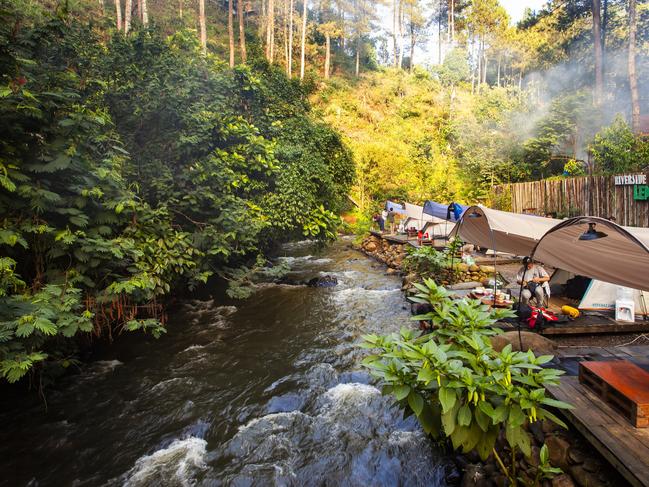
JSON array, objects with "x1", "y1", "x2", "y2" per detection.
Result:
[{"x1": 579, "y1": 360, "x2": 649, "y2": 428}]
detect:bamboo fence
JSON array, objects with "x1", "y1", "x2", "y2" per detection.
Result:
[{"x1": 492, "y1": 175, "x2": 649, "y2": 227}]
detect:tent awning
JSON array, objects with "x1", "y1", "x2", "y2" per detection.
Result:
[
  {"x1": 451, "y1": 205, "x2": 562, "y2": 256},
  {"x1": 531, "y1": 217, "x2": 649, "y2": 292},
  {"x1": 454, "y1": 207, "x2": 649, "y2": 291},
  {"x1": 405, "y1": 203, "x2": 434, "y2": 222}
]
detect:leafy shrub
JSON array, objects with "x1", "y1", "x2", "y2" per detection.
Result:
[
  {"x1": 590, "y1": 116, "x2": 649, "y2": 175},
  {"x1": 403, "y1": 246, "x2": 450, "y2": 277},
  {"x1": 362, "y1": 279, "x2": 572, "y2": 483}
]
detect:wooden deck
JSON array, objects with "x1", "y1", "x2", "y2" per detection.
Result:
[
  {"x1": 541, "y1": 313, "x2": 649, "y2": 336},
  {"x1": 549, "y1": 376, "x2": 649, "y2": 487},
  {"x1": 549, "y1": 346, "x2": 649, "y2": 487}
]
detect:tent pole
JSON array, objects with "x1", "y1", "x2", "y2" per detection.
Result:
[{"x1": 516, "y1": 256, "x2": 530, "y2": 350}]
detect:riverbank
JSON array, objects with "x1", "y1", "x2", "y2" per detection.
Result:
[{"x1": 354, "y1": 233, "x2": 626, "y2": 487}]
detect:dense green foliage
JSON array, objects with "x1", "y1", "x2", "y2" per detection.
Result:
[
  {"x1": 362, "y1": 280, "x2": 571, "y2": 483},
  {"x1": 0, "y1": 1, "x2": 353, "y2": 384}
]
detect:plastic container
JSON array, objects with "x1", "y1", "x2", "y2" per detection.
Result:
[{"x1": 616, "y1": 298, "x2": 635, "y2": 322}]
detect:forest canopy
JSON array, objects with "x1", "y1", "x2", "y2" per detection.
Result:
[{"x1": 0, "y1": 0, "x2": 353, "y2": 384}]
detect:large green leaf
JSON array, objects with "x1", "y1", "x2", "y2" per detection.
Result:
[{"x1": 439, "y1": 386, "x2": 456, "y2": 413}]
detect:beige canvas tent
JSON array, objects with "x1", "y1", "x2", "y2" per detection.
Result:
[
  {"x1": 531, "y1": 216, "x2": 649, "y2": 292},
  {"x1": 454, "y1": 208, "x2": 649, "y2": 293},
  {"x1": 401, "y1": 203, "x2": 448, "y2": 232},
  {"x1": 400, "y1": 203, "x2": 429, "y2": 231},
  {"x1": 451, "y1": 205, "x2": 562, "y2": 256}
]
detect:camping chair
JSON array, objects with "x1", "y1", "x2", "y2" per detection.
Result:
[{"x1": 529, "y1": 282, "x2": 551, "y2": 308}]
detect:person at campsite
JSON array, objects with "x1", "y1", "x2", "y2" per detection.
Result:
[
  {"x1": 380, "y1": 209, "x2": 388, "y2": 233},
  {"x1": 372, "y1": 213, "x2": 384, "y2": 232},
  {"x1": 516, "y1": 259, "x2": 550, "y2": 307},
  {"x1": 386, "y1": 207, "x2": 395, "y2": 234}
]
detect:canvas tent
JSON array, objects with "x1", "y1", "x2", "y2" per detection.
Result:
[
  {"x1": 401, "y1": 203, "x2": 443, "y2": 231},
  {"x1": 422, "y1": 201, "x2": 468, "y2": 222},
  {"x1": 421, "y1": 219, "x2": 456, "y2": 238},
  {"x1": 451, "y1": 205, "x2": 562, "y2": 256},
  {"x1": 454, "y1": 209, "x2": 649, "y2": 292},
  {"x1": 530, "y1": 216, "x2": 649, "y2": 292},
  {"x1": 550, "y1": 269, "x2": 649, "y2": 316},
  {"x1": 385, "y1": 201, "x2": 407, "y2": 215}
]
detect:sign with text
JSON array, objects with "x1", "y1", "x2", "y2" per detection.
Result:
[
  {"x1": 634, "y1": 185, "x2": 649, "y2": 201},
  {"x1": 615, "y1": 174, "x2": 647, "y2": 185}
]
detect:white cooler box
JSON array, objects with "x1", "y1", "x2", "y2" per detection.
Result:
[{"x1": 615, "y1": 298, "x2": 635, "y2": 322}]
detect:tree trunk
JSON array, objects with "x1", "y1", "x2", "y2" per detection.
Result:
[
  {"x1": 266, "y1": 0, "x2": 275, "y2": 61},
  {"x1": 393, "y1": 0, "x2": 398, "y2": 67},
  {"x1": 288, "y1": 0, "x2": 294, "y2": 76},
  {"x1": 476, "y1": 38, "x2": 482, "y2": 88},
  {"x1": 410, "y1": 34, "x2": 415, "y2": 72},
  {"x1": 260, "y1": 0, "x2": 266, "y2": 43},
  {"x1": 601, "y1": 0, "x2": 608, "y2": 76},
  {"x1": 629, "y1": 0, "x2": 640, "y2": 132},
  {"x1": 497, "y1": 55, "x2": 501, "y2": 86},
  {"x1": 124, "y1": 0, "x2": 132, "y2": 33},
  {"x1": 115, "y1": 0, "x2": 122, "y2": 30},
  {"x1": 141, "y1": 0, "x2": 148, "y2": 25},
  {"x1": 300, "y1": 0, "x2": 307, "y2": 79},
  {"x1": 446, "y1": 0, "x2": 451, "y2": 43},
  {"x1": 339, "y1": 5, "x2": 345, "y2": 50},
  {"x1": 438, "y1": 0, "x2": 442, "y2": 64},
  {"x1": 450, "y1": 0, "x2": 454, "y2": 42},
  {"x1": 482, "y1": 52, "x2": 488, "y2": 85},
  {"x1": 239, "y1": 0, "x2": 247, "y2": 63},
  {"x1": 397, "y1": 0, "x2": 404, "y2": 69},
  {"x1": 592, "y1": 0, "x2": 603, "y2": 105},
  {"x1": 283, "y1": 0, "x2": 289, "y2": 70},
  {"x1": 270, "y1": 0, "x2": 275, "y2": 62},
  {"x1": 355, "y1": 38, "x2": 360, "y2": 77},
  {"x1": 324, "y1": 32, "x2": 331, "y2": 79},
  {"x1": 228, "y1": 0, "x2": 235, "y2": 67},
  {"x1": 199, "y1": 0, "x2": 206, "y2": 55}
]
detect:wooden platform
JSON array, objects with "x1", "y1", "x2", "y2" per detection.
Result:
[
  {"x1": 549, "y1": 376, "x2": 649, "y2": 487},
  {"x1": 540, "y1": 312, "x2": 649, "y2": 336}
]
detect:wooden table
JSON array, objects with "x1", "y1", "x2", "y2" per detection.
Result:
[{"x1": 580, "y1": 360, "x2": 649, "y2": 427}]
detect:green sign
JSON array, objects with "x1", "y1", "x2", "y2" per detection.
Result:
[{"x1": 634, "y1": 184, "x2": 649, "y2": 201}]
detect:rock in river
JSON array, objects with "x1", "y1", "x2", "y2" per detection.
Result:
[{"x1": 307, "y1": 275, "x2": 338, "y2": 287}]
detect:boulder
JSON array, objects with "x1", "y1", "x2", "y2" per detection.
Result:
[
  {"x1": 551, "y1": 475, "x2": 576, "y2": 487},
  {"x1": 364, "y1": 241, "x2": 378, "y2": 252},
  {"x1": 546, "y1": 435, "x2": 571, "y2": 471},
  {"x1": 448, "y1": 281, "x2": 482, "y2": 290},
  {"x1": 386, "y1": 267, "x2": 399, "y2": 275},
  {"x1": 569, "y1": 465, "x2": 603, "y2": 487},
  {"x1": 307, "y1": 275, "x2": 338, "y2": 287},
  {"x1": 490, "y1": 331, "x2": 557, "y2": 354}
]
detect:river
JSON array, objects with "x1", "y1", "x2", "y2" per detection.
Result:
[{"x1": 0, "y1": 238, "x2": 452, "y2": 487}]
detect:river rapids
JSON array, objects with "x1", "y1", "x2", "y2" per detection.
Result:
[{"x1": 0, "y1": 238, "x2": 453, "y2": 487}]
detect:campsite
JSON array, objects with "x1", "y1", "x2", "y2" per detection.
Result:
[
  {"x1": 361, "y1": 196, "x2": 649, "y2": 487},
  {"x1": 1, "y1": 0, "x2": 649, "y2": 486}
]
